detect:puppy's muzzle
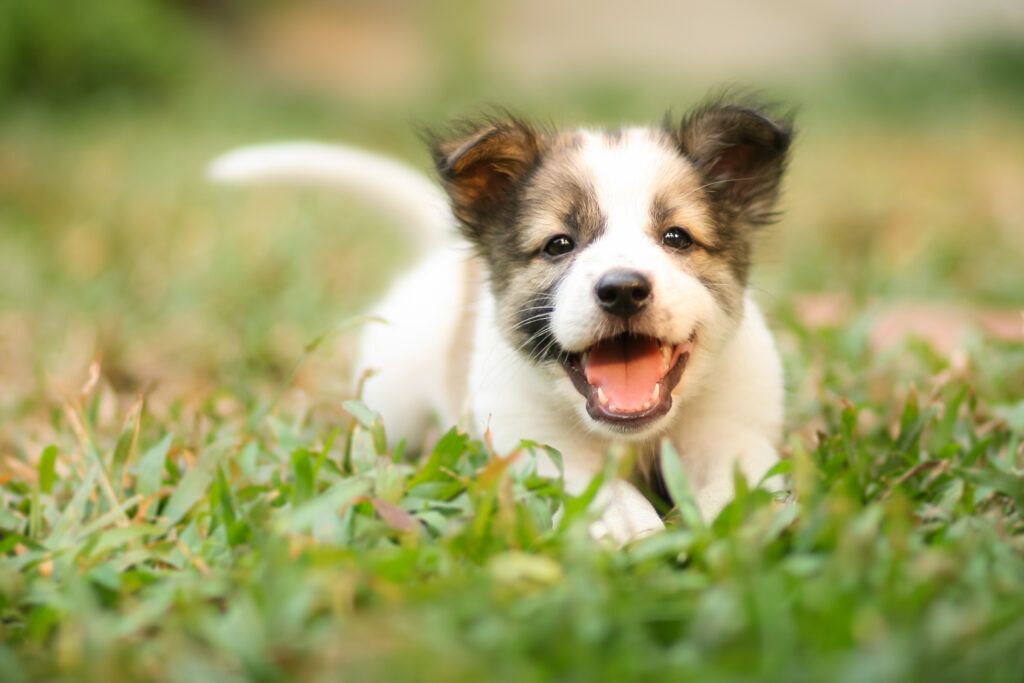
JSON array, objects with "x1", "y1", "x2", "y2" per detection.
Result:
[{"x1": 595, "y1": 269, "x2": 652, "y2": 319}]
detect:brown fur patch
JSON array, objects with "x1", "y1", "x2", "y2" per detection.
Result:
[
  {"x1": 493, "y1": 134, "x2": 613, "y2": 361},
  {"x1": 429, "y1": 116, "x2": 545, "y2": 238},
  {"x1": 647, "y1": 181, "x2": 746, "y2": 314}
]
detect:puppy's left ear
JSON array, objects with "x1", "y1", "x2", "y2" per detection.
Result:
[
  {"x1": 428, "y1": 116, "x2": 543, "y2": 243},
  {"x1": 671, "y1": 102, "x2": 793, "y2": 226}
]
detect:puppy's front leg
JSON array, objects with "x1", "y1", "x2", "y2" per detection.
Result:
[
  {"x1": 557, "y1": 461, "x2": 664, "y2": 545},
  {"x1": 673, "y1": 428, "x2": 782, "y2": 522},
  {"x1": 587, "y1": 478, "x2": 665, "y2": 544}
]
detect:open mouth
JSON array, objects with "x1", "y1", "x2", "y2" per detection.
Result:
[{"x1": 560, "y1": 334, "x2": 693, "y2": 429}]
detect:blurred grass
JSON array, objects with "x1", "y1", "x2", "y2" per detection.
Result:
[
  {"x1": 1, "y1": 5, "x2": 1023, "y2": 681},
  {"x1": 0, "y1": 0, "x2": 203, "y2": 104}
]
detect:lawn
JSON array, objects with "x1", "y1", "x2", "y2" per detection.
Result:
[{"x1": 1, "y1": 7, "x2": 1023, "y2": 681}]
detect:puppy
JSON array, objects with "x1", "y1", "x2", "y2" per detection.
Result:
[{"x1": 209, "y1": 97, "x2": 794, "y2": 543}]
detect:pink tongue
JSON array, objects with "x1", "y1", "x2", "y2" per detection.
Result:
[{"x1": 584, "y1": 336, "x2": 664, "y2": 412}]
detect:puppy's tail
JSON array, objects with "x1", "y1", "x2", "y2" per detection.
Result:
[{"x1": 206, "y1": 142, "x2": 453, "y2": 252}]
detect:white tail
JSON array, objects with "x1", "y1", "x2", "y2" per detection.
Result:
[{"x1": 207, "y1": 142, "x2": 454, "y2": 252}]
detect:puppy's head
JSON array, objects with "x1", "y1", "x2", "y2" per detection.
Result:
[{"x1": 429, "y1": 99, "x2": 793, "y2": 438}]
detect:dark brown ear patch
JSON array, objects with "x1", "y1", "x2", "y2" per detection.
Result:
[
  {"x1": 430, "y1": 118, "x2": 543, "y2": 236},
  {"x1": 671, "y1": 101, "x2": 793, "y2": 226}
]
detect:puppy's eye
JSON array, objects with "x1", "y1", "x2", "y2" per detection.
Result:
[
  {"x1": 543, "y1": 234, "x2": 575, "y2": 258},
  {"x1": 663, "y1": 226, "x2": 695, "y2": 251}
]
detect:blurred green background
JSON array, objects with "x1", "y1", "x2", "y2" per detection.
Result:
[{"x1": 1, "y1": 0, "x2": 1023, "y2": 450}]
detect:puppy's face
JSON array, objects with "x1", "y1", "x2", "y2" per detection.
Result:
[{"x1": 432, "y1": 101, "x2": 792, "y2": 438}]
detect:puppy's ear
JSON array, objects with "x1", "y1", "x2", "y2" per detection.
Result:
[
  {"x1": 671, "y1": 102, "x2": 793, "y2": 226},
  {"x1": 428, "y1": 117, "x2": 542, "y2": 239}
]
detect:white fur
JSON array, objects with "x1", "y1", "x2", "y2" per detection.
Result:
[
  {"x1": 357, "y1": 246, "x2": 471, "y2": 442},
  {"x1": 208, "y1": 138, "x2": 784, "y2": 545}
]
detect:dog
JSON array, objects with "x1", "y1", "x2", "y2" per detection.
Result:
[{"x1": 208, "y1": 97, "x2": 794, "y2": 543}]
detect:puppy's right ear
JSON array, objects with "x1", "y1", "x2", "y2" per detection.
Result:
[{"x1": 428, "y1": 117, "x2": 542, "y2": 240}]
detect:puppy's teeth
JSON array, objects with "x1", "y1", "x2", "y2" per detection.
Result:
[
  {"x1": 597, "y1": 387, "x2": 609, "y2": 407},
  {"x1": 651, "y1": 384, "x2": 661, "y2": 402},
  {"x1": 661, "y1": 345, "x2": 672, "y2": 369},
  {"x1": 581, "y1": 352, "x2": 589, "y2": 367}
]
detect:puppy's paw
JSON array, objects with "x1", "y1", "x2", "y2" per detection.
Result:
[
  {"x1": 588, "y1": 481, "x2": 665, "y2": 545},
  {"x1": 692, "y1": 435, "x2": 781, "y2": 521}
]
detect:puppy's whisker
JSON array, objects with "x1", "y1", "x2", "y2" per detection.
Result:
[{"x1": 508, "y1": 312, "x2": 554, "y2": 332}]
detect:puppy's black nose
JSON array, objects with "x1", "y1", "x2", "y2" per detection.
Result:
[{"x1": 595, "y1": 269, "x2": 652, "y2": 318}]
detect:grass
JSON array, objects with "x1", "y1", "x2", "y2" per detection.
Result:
[
  {"x1": 1, "y1": 321, "x2": 1023, "y2": 682},
  {"x1": 1, "y1": 22, "x2": 1024, "y2": 683}
]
